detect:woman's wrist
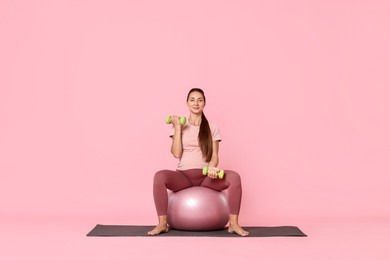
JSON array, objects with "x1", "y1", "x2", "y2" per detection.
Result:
[{"x1": 208, "y1": 161, "x2": 218, "y2": 169}]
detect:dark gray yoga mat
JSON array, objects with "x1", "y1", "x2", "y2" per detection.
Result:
[{"x1": 87, "y1": 225, "x2": 307, "y2": 237}]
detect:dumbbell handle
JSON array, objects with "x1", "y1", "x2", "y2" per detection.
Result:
[
  {"x1": 166, "y1": 116, "x2": 186, "y2": 125},
  {"x1": 202, "y1": 166, "x2": 224, "y2": 179}
]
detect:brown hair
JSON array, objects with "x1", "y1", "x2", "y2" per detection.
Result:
[{"x1": 187, "y1": 88, "x2": 213, "y2": 162}]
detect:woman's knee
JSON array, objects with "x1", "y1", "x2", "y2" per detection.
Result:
[
  {"x1": 153, "y1": 170, "x2": 171, "y2": 184},
  {"x1": 224, "y1": 170, "x2": 242, "y2": 184}
]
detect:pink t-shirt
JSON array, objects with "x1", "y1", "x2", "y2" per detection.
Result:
[{"x1": 170, "y1": 122, "x2": 222, "y2": 170}]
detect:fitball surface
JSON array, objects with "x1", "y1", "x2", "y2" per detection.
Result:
[{"x1": 167, "y1": 186, "x2": 229, "y2": 231}]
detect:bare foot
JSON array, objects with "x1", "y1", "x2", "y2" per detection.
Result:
[
  {"x1": 147, "y1": 224, "x2": 170, "y2": 236},
  {"x1": 228, "y1": 223, "x2": 249, "y2": 237}
]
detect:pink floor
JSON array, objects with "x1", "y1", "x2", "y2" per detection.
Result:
[{"x1": 2, "y1": 216, "x2": 389, "y2": 260}]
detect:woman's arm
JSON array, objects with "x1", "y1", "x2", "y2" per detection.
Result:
[
  {"x1": 208, "y1": 141, "x2": 220, "y2": 168},
  {"x1": 170, "y1": 116, "x2": 183, "y2": 158}
]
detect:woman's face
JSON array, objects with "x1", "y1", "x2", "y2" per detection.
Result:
[{"x1": 187, "y1": 91, "x2": 205, "y2": 114}]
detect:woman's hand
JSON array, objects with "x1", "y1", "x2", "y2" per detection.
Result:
[
  {"x1": 170, "y1": 115, "x2": 182, "y2": 129},
  {"x1": 207, "y1": 166, "x2": 220, "y2": 179}
]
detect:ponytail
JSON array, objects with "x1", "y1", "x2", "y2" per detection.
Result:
[{"x1": 199, "y1": 112, "x2": 213, "y2": 162}]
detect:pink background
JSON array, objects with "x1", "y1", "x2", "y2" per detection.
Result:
[{"x1": 1, "y1": 1, "x2": 390, "y2": 259}]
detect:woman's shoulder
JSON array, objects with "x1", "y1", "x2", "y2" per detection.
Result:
[
  {"x1": 209, "y1": 122, "x2": 220, "y2": 128},
  {"x1": 209, "y1": 122, "x2": 221, "y2": 133}
]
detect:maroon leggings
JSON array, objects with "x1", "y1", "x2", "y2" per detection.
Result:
[{"x1": 153, "y1": 169, "x2": 242, "y2": 216}]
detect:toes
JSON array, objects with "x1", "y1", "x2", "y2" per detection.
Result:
[
  {"x1": 147, "y1": 226, "x2": 169, "y2": 236},
  {"x1": 147, "y1": 229, "x2": 159, "y2": 236},
  {"x1": 228, "y1": 225, "x2": 249, "y2": 236}
]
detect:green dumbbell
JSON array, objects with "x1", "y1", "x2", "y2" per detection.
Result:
[
  {"x1": 202, "y1": 166, "x2": 225, "y2": 179},
  {"x1": 166, "y1": 115, "x2": 186, "y2": 125}
]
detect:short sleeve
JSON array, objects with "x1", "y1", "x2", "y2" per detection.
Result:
[{"x1": 211, "y1": 124, "x2": 222, "y2": 142}]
